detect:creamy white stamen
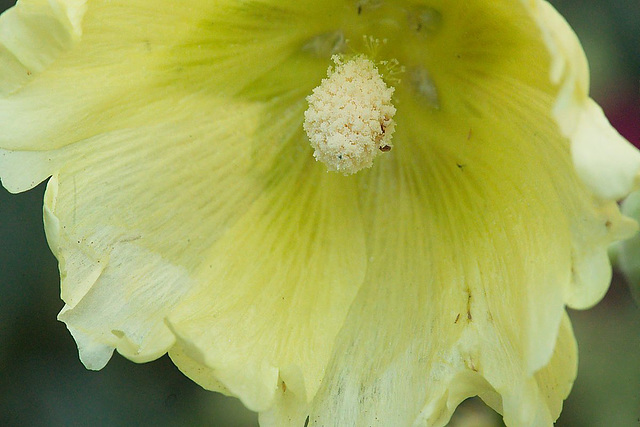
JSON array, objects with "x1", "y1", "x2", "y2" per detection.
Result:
[{"x1": 304, "y1": 55, "x2": 396, "y2": 175}]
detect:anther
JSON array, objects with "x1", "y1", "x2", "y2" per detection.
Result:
[{"x1": 303, "y1": 55, "x2": 396, "y2": 174}]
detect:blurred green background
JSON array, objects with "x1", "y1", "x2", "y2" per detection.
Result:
[{"x1": 0, "y1": 1, "x2": 638, "y2": 426}]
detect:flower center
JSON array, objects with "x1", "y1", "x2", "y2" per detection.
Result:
[{"x1": 303, "y1": 55, "x2": 396, "y2": 175}]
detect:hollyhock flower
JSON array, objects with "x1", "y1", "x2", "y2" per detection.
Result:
[{"x1": 1, "y1": 0, "x2": 638, "y2": 425}]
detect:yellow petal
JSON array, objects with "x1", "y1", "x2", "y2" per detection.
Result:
[
  {"x1": 168, "y1": 342, "x2": 233, "y2": 396},
  {"x1": 531, "y1": 313, "x2": 577, "y2": 423},
  {"x1": 0, "y1": 0, "x2": 84, "y2": 95},
  {"x1": 521, "y1": 0, "x2": 640, "y2": 200},
  {"x1": 25, "y1": 91, "x2": 360, "y2": 375},
  {"x1": 262, "y1": 2, "x2": 631, "y2": 423},
  {"x1": 0, "y1": 0, "x2": 332, "y2": 152},
  {"x1": 168, "y1": 163, "x2": 366, "y2": 411},
  {"x1": 264, "y1": 95, "x2": 582, "y2": 422},
  {"x1": 1, "y1": 0, "x2": 365, "y2": 406},
  {"x1": 515, "y1": 1, "x2": 640, "y2": 309}
]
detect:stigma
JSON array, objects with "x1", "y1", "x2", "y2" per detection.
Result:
[{"x1": 303, "y1": 55, "x2": 396, "y2": 175}]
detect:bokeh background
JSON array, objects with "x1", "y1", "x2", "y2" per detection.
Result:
[{"x1": 0, "y1": 1, "x2": 638, "y2": 426}]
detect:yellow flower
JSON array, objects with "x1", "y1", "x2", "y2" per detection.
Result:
[{"x1": 1, "y1": 0, "x2": 638, "y2": 425}]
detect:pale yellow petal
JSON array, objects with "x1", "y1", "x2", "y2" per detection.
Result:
[
  {"x1": 294, "y1": 122, "x2": 580, "y2": 423},
  {"x1": 168, "y1": 342, "x2": 233, "y2": 396},
  {"x1": 39, "y1": 100, "x2": 267, "y2": 368},
  {"x1": 0, "y1": 0, "x2": 368, "y2": 408},
  {"x1": 521, "y1": 0, "x2": 640, "y2": 200},
  {"x1": 263, "y1": 2, "x2": 626, "y2": 423},
  {"x1": 167, "y1": 163, "x2": 366, "y2": 411},
  {"x1": 569, "y1": 99, "x2": 640, "y2": 202},
  {"x1": 513, "y1": 1, "x2": 638, "y2": 310},
  {"x1": 0, "y1": 0, "x2": 85, "y2": 95},
  {"x1": 0, "y1": 0, "x2": 336, "y2": 152},
  {"x1": 2, "y1": 87, "x2": 323, "y2": 370},
  {"x1": 531, "y1": 313, "x2": 577, "y2": 423}
]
